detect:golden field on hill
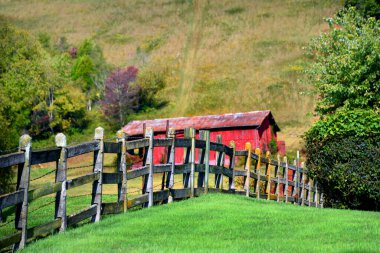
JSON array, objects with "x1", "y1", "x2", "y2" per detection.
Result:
[{"x1": 0, "y1": 0, "x2": 341, "y2": 150}]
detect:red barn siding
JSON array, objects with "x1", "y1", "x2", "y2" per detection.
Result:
[
  {"x1": 149, "y1": 125, "x2": 278, "y2": 165},
  {"x1": 124, "y1": 111, "x2": 284, "y2": 166}
]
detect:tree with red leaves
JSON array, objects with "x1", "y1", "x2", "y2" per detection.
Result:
[{"x1": 101, "y1": 66, "x2": 140, "y2": 127}]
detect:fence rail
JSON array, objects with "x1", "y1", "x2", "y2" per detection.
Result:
[{"x1": 0, "y1": 127, "x2": 322, "y2": 251}]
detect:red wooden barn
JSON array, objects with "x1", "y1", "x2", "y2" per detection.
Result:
[{"x1": 123, "y1": 110, "x2": 285, "y2": 165}]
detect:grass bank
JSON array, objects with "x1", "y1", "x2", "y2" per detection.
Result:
[{"x1": 22, "y1": 194, "x2": 380, "y2": 253}]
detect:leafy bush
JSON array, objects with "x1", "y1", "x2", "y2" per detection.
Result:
[
  {"x1": 0, "y1": 17, "x2": 89, "y2": 138},
  {"x1": 71, "y1": 55, "x2": 96, "y2": 92},
  {"x1": 138, "y1": 70, "x2": 167, "y2": 111},
  {"x1": 345, "y1": 0, "x2": 380, "y2": 19},
  {"x1": 306, "y1": 109, "x2": 380, "y2": 142},
  {"x1": 101, "y1": 66, "x2": 140, "y2": 127},
  {"x1": 306, "y1": 8, "x2": 380, "y2": 116},
  {"x1": 305, "y1": 109, "x2": 380, "y2": 210},
  {"x1": 72, "y1": 39, "x2": 109, "y2": 100},
  {"x1": 305, "y1": 8, "x2": 380, "y2": 210},
  {"x1": 306, "y1": 135, "x2": 380, "y2": 210},
  {"x1": 268, "y1": 139, "x2": 278, "y2": 155}
]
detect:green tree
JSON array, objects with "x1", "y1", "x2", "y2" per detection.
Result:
[
  {"x1": 306, "y1": 8, "x2": 380, "y2": 116},
  {"x1": 0, "y1": 17, "x2": 57, "y2": 136},
  {"x1": 71, "y1": 39, "x2": 110, "y2": 108},
  {"x1": 305, "y1": 109, "x2": 380, "y2": 210},
  {"x1": 0, "y1": 17, "x2": 88, "y2": 137},
  {"x1": 345, "y1": 0, "x2": 380, "y2": 19},
  {"x1": 71, "y1": 55, "x2": 96, "y2": 92},
  {"x1": 305, "y1": 8, "x2": 380, "y2": 210},
  {"x1": 138, "y1": 70, "x2": 167, "y2": 111}
]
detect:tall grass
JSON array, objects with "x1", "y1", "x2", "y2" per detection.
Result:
[{"x1": 0, "y1": 0, "x2": 342, "y2": 150}]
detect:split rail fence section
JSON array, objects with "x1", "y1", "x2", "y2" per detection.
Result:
[{"x1": 0, "y1": 127, "x2": 323, "y2": 251}]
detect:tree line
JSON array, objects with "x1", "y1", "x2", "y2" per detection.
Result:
[
  {"x1": 305, "y1": 6, "x2": 380, "y2": 211},
  {"x1": 0, "y1": 16, "x2": 166, "y2": 194}
]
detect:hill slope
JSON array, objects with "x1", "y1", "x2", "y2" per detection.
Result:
[
  {"x1": 0, "y1": 0, "x2": 341, "y2": 149},
  {"x1": 23, "y1": 194, "x2": 380, "y2": 253}
]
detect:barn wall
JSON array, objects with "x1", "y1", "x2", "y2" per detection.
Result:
[
  {"x1": 258, "y1": 117, "x2": 277, "y2": 152},
  {"x1": 138, "y1": 117, "x2": 281, "y2": 165}
]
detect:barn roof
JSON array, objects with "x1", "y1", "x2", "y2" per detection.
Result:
[{"x1": 123, "y1": 110, "x2": 280, "y2": 136}]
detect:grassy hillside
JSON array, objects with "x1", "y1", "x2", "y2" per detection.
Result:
[
  {"x1": 0, "y1": 0, "x2": 341, "y2": 150},
  {"x1": 22, "y1": 194, "x2": 380, "y2": 253}
]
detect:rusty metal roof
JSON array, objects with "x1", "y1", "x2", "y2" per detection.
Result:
[{"x1": 123, "y1": 110, "x2": 280, "y2": 136}]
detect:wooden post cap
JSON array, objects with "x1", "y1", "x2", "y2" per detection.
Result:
[
  {"x1": 19, "y1": 134, "x2": 32, "y2": 150},
  {"x1": 189, "y1": 128, "x2": 195, "y2": 138},
  {"x1": 94, "y1": 127, "x2": 104, "y2": 140},
  {"x1": 255, "y1": 147, "x2": 261, "y2": 155},
  {"x1": 55, "y1": 133, "x2": 67, "y2": 147},
  {"x1": 116, "y1": 130, "x2": 126, "y2": 139},
  {"x1": 229, "y1": 141, "x2": 235, "y2": 148},
  {"x1": 167, "y1": 128, "x2": 176, "y2": 138},
  {"x1": 266, "y1": 151, "x2": 270, "y2": 158},
  {"x1": 245, "y1": 142, "x2": 251, "y2": 150},
  {"x1": 144, "y1": 127, "x2": 153, "y2": 138}
]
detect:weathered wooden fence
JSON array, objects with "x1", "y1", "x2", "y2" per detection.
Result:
[{"x1": 0, "y1": 127, "x2": 323, "y2": 251}]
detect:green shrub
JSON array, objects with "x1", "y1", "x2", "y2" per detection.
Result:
[
  {"x1": 345, "y1": 0, "x2": 380, "y2": 19},
  {"x1": 306, "y1": 135, "x2": 380, "y2": 210},
  {"x1": 306, "y1": 109, "x2": 380, "y2": 142},
  {"x1": 305, "y1": 109, "x2": 380, "y2": 210},
  {"x1": 225, "y1": 7, "x2": 245, "y2": 15},
  {"x1": 138, "y1": 70, "x2": 167, "y2": 111},
  {"x1": 71, "y1": 55, "x2": 95, "y2": 91},
  {"x1": 37, "y1": 32, "x2": 51, "y2": 50},
  {"x1": 268, "y1": 139, "x2": 278, "y2": 155},
  {"x1": 304, "y1": 8, "x2": 380, "y2": 210},
  {"x1": 306, "y1": 8, "x2": 380, "y2": 116}
]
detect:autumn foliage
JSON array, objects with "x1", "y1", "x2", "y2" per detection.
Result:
[{"x1": 101, "y1": 66, "x2": 140, "y2": 127}]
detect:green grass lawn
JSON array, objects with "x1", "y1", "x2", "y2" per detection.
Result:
[{"x1": 21, "y1": 194, "x2": 380, "y2": 253}]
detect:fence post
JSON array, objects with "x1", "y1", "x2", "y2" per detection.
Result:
[
  {"x1": 13, "y1": 135, "x2": 32, "y2": 250},
  {"x1": 215, "y1": 135, "x2": 223, "y2": 189},
  {"x1": 55, "y1": 133, "x2": 67, "y2": 232},
  {"x1": 244, "y1": 142, "x2": 252, "y2": 197},
  {"x1": 117, "y1": 130, "x2": 128, "y2": 213},
  {"x1": 284, "y1": 156, "x2": 289, "y2": 203},
  {"x1": 197, "y1": 131, "x2": 206, "y2": 188},
  {"x1": 266, "y1": 151, "x2": 271, "y2": 201},
  {"x1": 292, "y1": 157, "x2": 298, "y2": 205},
  {"x1": 189, "y1": 128, "x2": 196, "y2": 198},
  {"x1": 308, "y1": 177, "x2": 313, "y2": 207},
  {"x1": 276, "y1": 154, "x2": 281, "y2": 202},
  {"x1": 301, "y1": 161, "x2": 305, "y2": 206},
  {"x1": 315, "y1": 181, "x2": 319, "y2": 207},
  {"x1": 167, "y1": 128, "x2": 176, "y2": 203},
  {"x1": 297, "y1": 151, "x2": 302, "y2": 205},
  {"x1": 229, "y1": 141, "x2": 236, "y2": 193},
  {"x1": 183, "y1": 128, "x2": 191, "y2": 188},
  {"x1": 162, "y1": 128, "x2": 174, "y2": 192},
  {"x1": 255, "y1": 148, "x2": 261, "y2": 200},
  {"x1": 204, "y1": 131, "x2": 210, "y2": 194},
  {"x1": 91, "y1": 127, "x2": 104, "y2": 222},
  {"x1": 145, "y1": 127, "x2": 154, "y2": 207},
  {"x1": 292, "y1": 159, "x2": 297, "y2": 204},
  {"x1": 320, "y1": 193, "x2": 324, "y2": 208}
]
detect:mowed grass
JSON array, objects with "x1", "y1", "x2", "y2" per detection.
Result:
[{"x1": 21, "y1": 194, "x2": 380, "y2": 253}]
